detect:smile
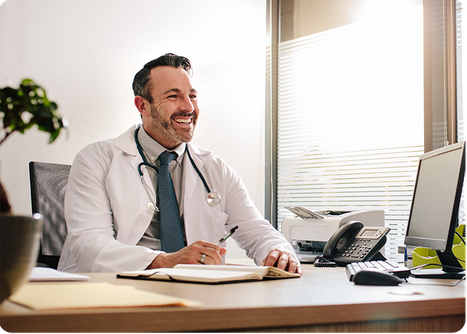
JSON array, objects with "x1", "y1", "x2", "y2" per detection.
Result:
[{"x1": 173, "y1": 117, "x2": 193, "y2": 124}]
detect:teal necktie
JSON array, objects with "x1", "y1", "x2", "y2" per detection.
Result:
[{"x1": 158, "y1": 151, "x2": 184, "y2": 252}]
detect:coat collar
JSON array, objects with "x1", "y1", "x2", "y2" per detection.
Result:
[
  {"x1": 115, "y1": 124, "x2": 140, "y2": 156},
  {"x1": 115, "y1": 124, "x2": 212, "y2": 182}
]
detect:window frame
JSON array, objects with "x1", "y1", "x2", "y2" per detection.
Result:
[{"x1": 266, "y1": 0, "x2": 462, "y2": 229}]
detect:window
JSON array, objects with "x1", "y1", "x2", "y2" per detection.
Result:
[
  {"x1": 457, "y1": 0, "x2": 466, "y2": 224},
  {"x1": 459, "y1": 1, "x2": 465, "y2": 142},
  {"x1": 266, "y1": 0, "x2": 464, "y2": 261}
]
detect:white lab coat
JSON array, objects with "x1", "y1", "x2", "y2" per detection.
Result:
[{"x1": 58, "y1": 125, "x2": 296, "y2": 272}]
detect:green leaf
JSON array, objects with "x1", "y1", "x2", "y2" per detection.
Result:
[{"x1": 0, "y1": 79, "x2": 67, "y2": 145}]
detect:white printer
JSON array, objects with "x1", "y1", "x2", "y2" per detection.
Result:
[{"x1": 281, "y1": 208, "x2": 385, "y2": 262}]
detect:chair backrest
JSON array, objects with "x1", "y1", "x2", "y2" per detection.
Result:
[{"x1": 29, "y1": 161, "x2": 71, "y2": 269}]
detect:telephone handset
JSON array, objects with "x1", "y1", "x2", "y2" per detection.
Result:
[{"x1": 322, "y1": 221, "x2": 390, "y2": 266}]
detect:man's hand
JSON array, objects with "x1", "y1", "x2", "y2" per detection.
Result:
[
  {"x1": 147, "y1": 240, "x2": 227, "y2": 269},
  {"x1": 261, "y1": 248, "x2": 302, "y2": 275}
]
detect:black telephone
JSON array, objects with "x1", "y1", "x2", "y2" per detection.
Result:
[{"x1": 321, "y1": 221, "x2": 390, "y2": 266}]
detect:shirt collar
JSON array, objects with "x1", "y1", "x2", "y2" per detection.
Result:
[{"x1": 138, "y1": 126, "x2": 185, "y2": 165}]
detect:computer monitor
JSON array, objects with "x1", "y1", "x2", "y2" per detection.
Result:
[{"x1": 404, "y1": 141, "x2": 466, "y2": 278}]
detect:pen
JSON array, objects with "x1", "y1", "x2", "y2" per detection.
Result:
[{"x1": 217, "y1": 226, "x2": 238, "y2": 245}]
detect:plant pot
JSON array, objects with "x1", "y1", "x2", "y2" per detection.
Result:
[{"x1": 0, "y1": 213, "x2": 43, "y2": 303}]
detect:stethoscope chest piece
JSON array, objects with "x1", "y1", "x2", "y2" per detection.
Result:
[{"x1": 206, "y1": 192, "x2": 221, "y2": 207}]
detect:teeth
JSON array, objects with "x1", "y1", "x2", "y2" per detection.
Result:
[{"x1": 174, "y1": 118, "x2": 191, "y2": 124}]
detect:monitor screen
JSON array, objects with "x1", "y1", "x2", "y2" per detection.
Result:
[{"x1": 404, "y1": 142, "x2": 465, "y2": 276}]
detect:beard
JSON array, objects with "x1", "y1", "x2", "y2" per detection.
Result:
[{"x1": 149, "y1": 103, "x2": 197, "y2": 145}]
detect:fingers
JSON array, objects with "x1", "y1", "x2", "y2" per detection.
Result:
[
  {"x1": 261, "y1": 248, "x2": 302, "y2": 274},
  {"x1": 151, "y1": 240, "x2": 225, "y2": 268},
  {"x1": 202, "y1": 246, "x2": 227, "y2": 265},
  {"x1": 191, "y1": 241, "x2": 225, "y2": 265}
]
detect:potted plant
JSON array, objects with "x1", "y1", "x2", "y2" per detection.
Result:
[
  {"x1": 0, "y1": 78, "x2": 67, "y2": 303},
  {"x1": 0, "y1": 78, "x2": 67, "y2": 213}
]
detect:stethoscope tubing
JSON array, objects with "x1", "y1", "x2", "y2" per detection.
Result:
[
  {"x1": 134, "y1": 127, "x2": 220, "y2": 209},
  {"x1": 185, "y1": 145, "x2": 211, "y2": 193}
]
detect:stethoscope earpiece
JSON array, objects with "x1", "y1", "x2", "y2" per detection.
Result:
[{"x1": 147, "y1": 202, "x2": 159, "y2": 212}]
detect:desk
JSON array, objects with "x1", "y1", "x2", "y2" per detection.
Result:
[{"x1": 0, "y1": 264, "x2": 465, "y2": 332}]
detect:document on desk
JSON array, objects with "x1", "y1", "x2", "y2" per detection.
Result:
[
  {"x1": 29, "y1": 267, "x2": 90, "y2": 281},
  {"x1": 117, "y1": 264, "x2": 301, "y2": 284},
  {"x1": 9, "y1": 282, "x2": 202, "y2": 310}
]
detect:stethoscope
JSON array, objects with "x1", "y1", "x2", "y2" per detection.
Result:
[{"x1": 134, "y1": 128, "x2": 221, "y2": 212}]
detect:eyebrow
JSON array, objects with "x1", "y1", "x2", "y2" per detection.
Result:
[{"x1": 163, "y1": 88, "x2": 198, "y2": 95}]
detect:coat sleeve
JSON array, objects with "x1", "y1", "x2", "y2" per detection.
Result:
[
  {"x1": 60, "y1": 142, "x2": 160, "y2": 273},
  {"x1": 220, "y1": 161, "x2": 297, "y2": 265}
]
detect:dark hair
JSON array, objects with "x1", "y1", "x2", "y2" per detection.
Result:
[{"x1": 132, "y1": 53, "x2": 192, "y2": 103}]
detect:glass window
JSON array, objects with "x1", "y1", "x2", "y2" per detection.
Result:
[{"x1": 275, "y1": 0, "x2": 424, "y2": 260}]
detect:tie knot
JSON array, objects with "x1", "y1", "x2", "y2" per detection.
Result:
[{"x1": 159, "y1": 151, "x2": 178, "y2": 166}]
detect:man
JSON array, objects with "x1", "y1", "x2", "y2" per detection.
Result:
[{"x1": 58, "y1": 53, "x2": 301, "y2": 274}]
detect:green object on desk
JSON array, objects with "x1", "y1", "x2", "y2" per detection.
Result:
[{"x1": 412, "y1": 224, "x2": 466, "y2": 269}]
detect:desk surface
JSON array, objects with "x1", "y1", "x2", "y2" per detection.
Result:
[{"x1": 0, "y1": 264, "x2": 465, "y2": 332}]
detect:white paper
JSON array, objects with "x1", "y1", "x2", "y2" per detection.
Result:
[{"x1": 29, "y1": 267, "x2": 90, "y2": 281}]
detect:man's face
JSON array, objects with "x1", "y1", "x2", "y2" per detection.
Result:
[{"x1": 143, "y1": 66, "x2": 199, "y2": 149}]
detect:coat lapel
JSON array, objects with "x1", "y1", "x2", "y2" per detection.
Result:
[
  {"x1": 183, "y1": 143, "x2": 205, "y2": 212},
  {"x1": 113, "y1": 125, "x2": 154, "y2": 245}
]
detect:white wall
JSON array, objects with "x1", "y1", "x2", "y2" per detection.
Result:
[{"x1": 0, "y1": 0, "x2": 266, "y2": 258}]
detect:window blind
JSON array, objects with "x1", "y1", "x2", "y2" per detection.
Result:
[
  {"x1": 276, "y1": 13, "x2": 424, "y2": 261},
  {"x1": 277, "y1": 144, "x2": 424, "y2": 260},
  {"x1": 456, "y1": 0, "x2": 466, "y2": 229},
  {"x1": 457, "y1": 0, "x2": 464, "y2": 142},
  {"x1": 273, "y1": 0, "x2": 467, "y2": 262}
]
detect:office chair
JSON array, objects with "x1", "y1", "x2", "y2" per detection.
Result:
[{"x1": 29, "y1": 161, "x2": 71, "y2": 269}]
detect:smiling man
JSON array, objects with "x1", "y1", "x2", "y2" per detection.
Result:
[
  {"x1": 134, "y1": 64, "x2": 198, "y2": 149},
  {"x1": 58, "y1": 54, "x2": 301, "y2": 274}
]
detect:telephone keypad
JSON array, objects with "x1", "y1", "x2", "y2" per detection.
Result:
[
  {"x1": 337, "y1": 239, "x2": 378, "y2": 260},
  {"x1": 326, "y1": 225, "x2": 390, "y2": 266}
]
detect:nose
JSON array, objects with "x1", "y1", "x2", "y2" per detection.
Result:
[{"x1": 180, "y1": 95, "x2": 195, "y2": 113}]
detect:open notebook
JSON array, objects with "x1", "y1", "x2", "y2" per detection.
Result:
[{"x1": 117, "y1": 264, "x2": 301, "y2": 284}]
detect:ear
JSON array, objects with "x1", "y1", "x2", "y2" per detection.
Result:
[{"x1": 134, "y1": 96, "x2": 150, "y2": 117}]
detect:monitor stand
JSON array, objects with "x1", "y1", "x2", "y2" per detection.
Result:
[
  {"x1": 410, "y1": 268, "x2": 465, "y2": 279},
  {"x1": 410, "y1": 250, "x2": 465, "y2": 279}
]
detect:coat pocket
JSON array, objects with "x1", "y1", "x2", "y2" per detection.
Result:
[{"x1": 185, "y1": 209, "x2": 228, "y2": 244}]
